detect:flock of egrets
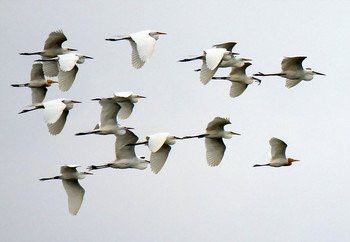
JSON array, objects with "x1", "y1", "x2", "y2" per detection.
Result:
[{"x1": 13, "y1": 29, "x2": 325, "y2": 215}]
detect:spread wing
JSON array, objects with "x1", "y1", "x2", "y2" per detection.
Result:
[
  {"x1": 44, "y1": 30, "x2": 67, "y2": 50},
  {"x1": 205, "y1": 138, "x2": 226, "y2": 166},
  {"x1": 269, "y1": 137, "x2": 287, "y2": 160},
  {"x1": 281, "y1": 56, "x2": 306, "y2": 72},
  {"x1": 150, "y1": 145, "x2": 171, "y2": 174},
  {"x1": 62, "y1": 179, "x2": 85, "y2": 215}
]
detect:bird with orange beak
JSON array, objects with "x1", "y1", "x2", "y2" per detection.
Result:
[{"x1": 253, "y1": 137, "x2": 299, "y2": 167}]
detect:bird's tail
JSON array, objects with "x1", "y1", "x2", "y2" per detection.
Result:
[
  {"x1": 179, "y1": 56, "x2": 203, "y2": 62},
  {"x1": 11, "y1": 83, "x2": 28, "y2": 87},
  {"x1": 19, "y1": 52, "x2": 42, "y2": 56}
]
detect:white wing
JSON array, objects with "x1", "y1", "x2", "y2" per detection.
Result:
[
  {"x1": 42, "y1": 58, "x2": 59, "y2": 77},
  {"x1": 43, "y1": 99, "x2": 66, "y2": 124},
  {"x1": 30, "y1": 63, "x2": 45, "y2": 81},
  {"x1": 117, "y1": 101, "x2": 134, "y2": 119},
  {"x1": 47, "y1": 110, "x2": 68, "y2": 135},
  {"x1": 62, "y1": 179, "x2": 85, "y2": 215},
  {"x1": 31, "y1": 87, "x2": 47, "y2": 105},
  {"x1": 206, "y1": 117, "x2": 231, "y2": 132},
  {"x1": 129, "y1": 40, "x2": 145, "y2": 69},
  {"x1": 150, "y1": 145, "x2": 171, "y2": 174},
  {"x1": 115, "y1": 129, "x2": 138, "y2": 160},
  {"x1": 58, "y1": 53, "x2": 79, "y2": 71},
  {"x1": 205, "y1": 137, "x2": 226, "y2": 166},
  {"x1": 285, "y1": 79, "x2": 303, "y2": 88},
  {"x1": 58, "y1": 66, "x2": 78, "y2": 91},
  {"x1": 270, "y1": 137, "x2": 287, "y2": 160},
  {"x1": 204, "y1": 48, "x2": 226, "y2": 70},
  {"x1": 200, "y1": 62, "x2": 218, "y2": 85},
  {"x1": 229, "y1": 82, "x2": 248, "y2": 98},
  {"x1": 99, "y1": 98, "x2": 120, "y2": 127},
  {"x1": 113, "y1": 91, "x2": 133, "y2": 99},
  {"x1": 130, "y1": 30, "x2": 156, "y2": 63},
  {"x1": 147, "y1": 133, "x2": 169, "y2": 153}
]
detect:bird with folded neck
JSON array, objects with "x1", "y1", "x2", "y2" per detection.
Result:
[
  {"x1": 19, "y1": 30, "x2": 77, "y2": 77},
  {"x1": 75, "y1": 98, "x2": 130, "y2": 136},
  {"x1": 179, "y1": 42, "x2": 251, "y2": 84},
  {"x1": 88, "y1": 129, "x2": 149, "y2": 171},
  {"x1": 253, "y1": 137, "x2": 299, "y2": 167},
  {"x1": 19, "y1": 98, "x2": 81, "y2": 135},
  {"x1": 11, "y1": 63, "x2": 58, "y2": 105},
  {"x1": 254, "y1": 56, "x2": 325, "y2": 88},
  {"x1": 39, "y1": 165, "x2": 92, "y2": 215},
  {"x1": 106, "y1": 30, "x2": 166, "y2": 69},
  {"x1": 181, "y1": 117, "x2": 240, "y2": 166}
]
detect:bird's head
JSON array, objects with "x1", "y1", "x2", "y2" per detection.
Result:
[
  {"x1": 149, "y1": 31, "x2": 167, "y2": 40},
  {"x1": 287, "y1": 158, "x2": 300, "y2": 165}
]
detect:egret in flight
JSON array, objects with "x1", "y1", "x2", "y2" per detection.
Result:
[
  {"x1": 19, "y1": 30, "x2": 77, "y2": 77},
  {"x1": 19, "y1": 98, "x2": 81, "y2": 135},
  {"x1": 75, "y1": 98, "x2": 130, "y2": 136},
  {"x1": 39, "y1": 165, "x2": 92, "y2": 215},
  {"x1": 88, "y1": 129, "x2": 149, "y2": 170},
  {"x1": 182, "y1": 117, "x2": 240, "y2": 166},
  {"x1": 36, "y1": 53, "x2": 93, "y2": 91},
  {"x1": 106, "y1": 30, "x2": 166, "y2": 69},
  {"x1": 254, "y1": 56, "x2": 325, "y2": 88},
  {"x1": 212, "y1": 62, "x2": 261, "y2": 98},
  {"x1": 113, "y1": 92, "x2": 146, "y2": 119},
  {"x1": 253, "y1": 137, "x2": 299, "y2": 167},
  {"x1": 11, "y1": 63, "x2": 58, "y2": 105},
  {"x1": 133, "y1": 132, "x2": 181, "y2": 174},
  {"x1": 179, "y1": 42, "x2": 251, "y2": 84}
]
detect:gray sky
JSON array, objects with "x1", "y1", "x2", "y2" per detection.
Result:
[{"x1": 1, "y1": 1, "x2": 350, "y2": 241}]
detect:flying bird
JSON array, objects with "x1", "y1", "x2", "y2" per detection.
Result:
[
  {"x1": 11, "y1": 63, "x2": 58, "y2": 105},
  {"x1": 36, "y1": 53, "x2": 93, "y2": 91},
  {"x1": 134, "y1": 132, "x2": 181, "y2": 174},
  {"x1": 19, "y1": 98, "x2": 81, "y2": 135},
  {"x1": 254, "y1": 56, "x2": 325, "y2": 88},
  {"x1": 179, "y1": 42, "x2": 251, "y2": 84},
  {"x1": 212, "y1": 62, "x2": 261, "y2": 98},
  {"x1": 75, "y1": 98, "x2": 129, "y2": 136},
  {"x1": 182, "y1": 117, "x2": 240, "y2": 166},
  {"x1": 253, "y1": 137, "x2": 299, "y2": 167},
  {"x1": 106, "y1": 30, "x2": 166, "y2": 69},
  {"x1": 39, "y1": 165, "x2": 92, "y2": 215},
  {"x1": 112, "y1": 91, "x2": 146, "y2": 119},
  {"x1": 88, "y1": 129, "x2": 149, "y2": 170},
  {"x1": 19, "y1": 30, "x2": 77, "y2": 77}
]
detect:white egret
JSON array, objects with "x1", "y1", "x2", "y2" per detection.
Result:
[
  {"x1": 112, "y1": 91, "x2": 146, "y2": 119},
  {"x1": 19, "y1": 30, "x2": 77, "y2": 77},
  {"x1": 11, "y1": 63, "x2": 58, "y2": 105},
  {"x1": 75, "y1": 98, "x2": 129, "y2": 136},
  {"x1": 39, "y1": 165, "x2": 92, "y2": 215},
  {"x1": 36, "y1": 53, "x2": 93, "y2": 91},
  {"x1": 19, "y1": 98, "x2": 81, "y2": 135},
  {"x1": 106, "y1": 30, "x2": 166, "y2": 69},
  {"x1": 254, "y1": 56, "x2": 325, "y2": 88},
  {"x1": 135, "y1": 132, "x2": 181, "y2": 174},
  {"x1": 179, "y1": 42, "x2": 251, "y2": 84},
  {"x1": 88, "y1": 129, "x2": 149, "y2": 170},
  {"x1": 182, "y1": 117, "x2": 240, "y2": 166},
  {"x1": 212, "y1": 62, "x2": 261, "y2": 98},
  {"x1": 253, "y1": 137, "x2": 299, "y2": 167}
]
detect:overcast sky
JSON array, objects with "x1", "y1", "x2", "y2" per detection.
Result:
[{"x1": 1, "y1": 1, "x2": 350, "y2": 241}]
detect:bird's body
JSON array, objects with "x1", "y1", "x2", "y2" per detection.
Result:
[
  {"x1": 253, "y1": 137, "x2": 299, "y2": 167},
  {"x1": 179, "y1": 42, "x2": 251, "y2": 84},
  {"x1": 106, "y1": 30, "x2": 166, "y2": 68},
  {"x1": 39, "y1": 165, "x2": 92, "y2": 215},
  {"x1": 19, "y1": 98, "x2": 81, "y2": 135},
  {"x1": 88, "y1": 130, "x2": 149, "y2": 171},
  {"x1": 182, "y1": 117, "x2": 240, "y2": 166},
  {"x1": 76, "y1": 98, "x2": 128, "y2": 136},
  {"x1": 254, "y1": 56, "x2": 325, "y2": 88},
  {"x1": 11, "y1": 63, "x2": 58, "y2": 105},
  {"x1": 212, "y1": 62, "x2": 261, "y2": 98},
  {"x1": 19, "y1": 30, "x2": 77, "y2": 77},
  {"x1": 112, "y1": 91, "x2": 146, "y2": 119}
]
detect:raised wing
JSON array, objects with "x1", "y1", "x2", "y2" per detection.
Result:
[
  {"x1": 60, "y1": 165, "x2": 79, "y2": 174},
  {"x1": 62, "y1": 179, "x2": 85, "y2": 215},
  {"x1": 44, "y1": 30, "x2": 67, "y2": 50},
  {"x1": 130, "y1": 30, "x2": 156, "y2": 64},
  {"x1": 205, "y1": 137, "x2": 226, "y2": 166},
  {"x1": 147, "y1": 133, "x2": 169, "y2": 153},
  {"x1": 206, "y1": 117, "x2": 231, "y2": 132},
  {"x1": 269, "y1": 137, "x2": 287, "y2": 160},
  {"x1": 229, "y1": 62, "x2": 251, "y2": 76},
  {"x1": 30, "y1": 63, "x2": 45, "y2": 81},
  {"x1": 213, "y1": 42, "x2": 237, "y2": 51},
  {"x1": 281, "y1": 56, "x2": 307, "y2": 72}
]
